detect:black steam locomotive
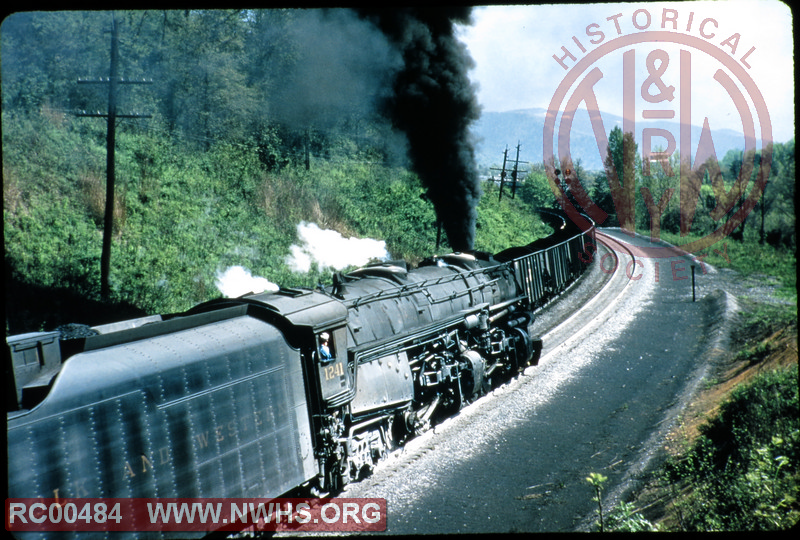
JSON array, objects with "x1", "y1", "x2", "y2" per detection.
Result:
[{"x1": 6, "y1": 211, "x2": 594, "y2": 530}]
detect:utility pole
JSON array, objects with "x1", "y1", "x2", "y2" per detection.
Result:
[
  {"x1": 509, "y1": 142, "x2": 528, "y2": 199},
  {"x1": 492, "y1": 144, "x2": 528, "y2": 201},
  {"x1": 77, "y1": 14, "x2": 151, "y2": 301},
  {"x1": 492, "y1": 147, "x2": 509, "y2": 201}
]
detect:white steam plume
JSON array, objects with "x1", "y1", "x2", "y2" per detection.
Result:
[
  {"x1": 286, "y1": 222, "x2": 389, "y2": 273},
  {"x1": 216, "y1": 266, "x2": 279, "y2": 298}
]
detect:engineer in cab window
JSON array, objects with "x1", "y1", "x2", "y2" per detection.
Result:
[{"x1": 318, "y1": 332, "x2": 333, "y2": 363}]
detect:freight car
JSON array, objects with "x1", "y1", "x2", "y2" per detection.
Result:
[{"x1": 6, "y1": 211, "x2": 595, "y2": 535}]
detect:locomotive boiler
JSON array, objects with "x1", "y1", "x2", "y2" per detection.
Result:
[{"x1": 6, "y1": 210, "x2": 595, "y2": 536}]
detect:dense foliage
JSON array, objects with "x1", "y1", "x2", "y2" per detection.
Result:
[
  {"x1": 2, "y1": 105, "x2": 550, "y2": 322},
  {"x1": 2, "y1": 10, "x2": 553, "y2": 324},
  {"x1": 662, "y1": 365, "x2": 799, "y2": 531},
  {"x1": 1, "y1": 10, "x2": 392, "y2": 153}
]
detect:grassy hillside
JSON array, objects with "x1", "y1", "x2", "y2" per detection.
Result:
[{"x1": 3, "y1": 109, "x2": 551, "y2": 332}]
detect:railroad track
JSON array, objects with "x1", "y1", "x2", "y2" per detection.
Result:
[
  {"x1": 336, "y1": 229, "x2": 723, "y2": 535},
  {"x1": 337, "y1": 227, "x2": 643, "y2": 498},
  {"x1": 534, "y1": 228, "x2": 638, "y2": 363}
]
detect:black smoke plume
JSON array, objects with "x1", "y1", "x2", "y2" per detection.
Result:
[
  {"x1": 356, "y1": 8, "x2": 483, "y2": 252},
  {"x1": 267, "y1": 9, "x2": 401, "y2": 130}
]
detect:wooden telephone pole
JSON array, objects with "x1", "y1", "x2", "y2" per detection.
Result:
[
  {"x1": 492, "y1": 147, "x2": 509, "y2": 201},
  {"x1": 509, "y1": 143, "x2": 528, "y2": 199},
  {"x1": 492, "y1": 143, "x2": 528, "y2": 201},
  {"x1": 77, "y1": 14, "x2": 151, "y2": 301}
]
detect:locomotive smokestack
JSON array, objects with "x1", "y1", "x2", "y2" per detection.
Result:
[{"x1": 356, "y1": 7, "x2": 482, "y2": 252}]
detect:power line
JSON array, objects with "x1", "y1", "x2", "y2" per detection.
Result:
[
  {"x1": 75, "y1": 14, "x2": 153, "y2": 301},
  {"x1": 492, "y1": 143, "x2": 528, "y2": 200}
]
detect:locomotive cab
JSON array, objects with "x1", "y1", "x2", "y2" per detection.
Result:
[
  {"x1": 315, "y1": 326, "x2": 351, "y2": 404},
  {"x1": 228, "y1": 289, "x2": 355, "y2": 410}
]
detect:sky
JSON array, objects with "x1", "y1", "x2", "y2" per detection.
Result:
[{"x1": 457, "y1": 1, "x2": 795, "y2": 144}]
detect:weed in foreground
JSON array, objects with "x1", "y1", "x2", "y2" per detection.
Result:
[{"x1": 659, "y1": 365, "x2": 799, "y2": 531}]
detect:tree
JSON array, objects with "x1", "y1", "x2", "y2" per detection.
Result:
[
  {"x1": 593, "y1": 126, "x2": 640, "y2": 231},
  {"x1": 519, "y1": 164, "x2": 558, "y2": 210},
  {"x1": 155, "y1": 10, "x2": 259, "y2": 147},
  {"x1": 763, "y1": 140, "x2": 795, "y2": 247},
  {"x1": 1, "y1": 12, "x2": 111, "y2": 111},
  {"x1": 639, "y1": 150, "x2": 680, "y2": 239}
]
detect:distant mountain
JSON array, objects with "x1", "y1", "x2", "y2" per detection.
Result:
[{"x1": 471, "y1": 107, "x2": 750, "y2": 172}]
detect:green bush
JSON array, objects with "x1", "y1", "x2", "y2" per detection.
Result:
[
  {"x1": 605, "y1": 502, "x2": 660, "y2": 532},
  {"x1": 475, "y1": 181, "x2": 553, "y2": 254},
  {"x1": 4, "y1": 193, "x2": 102, "y2": 295},
  {"x1": 662, "y1": 365, "x2": 800, "y2": 531},
  {"x1": 700, "y1": 366, "x2": 799, "y2": 476}
]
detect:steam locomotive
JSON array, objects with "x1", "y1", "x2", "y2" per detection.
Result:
[{"x1": 6, "y1": 210, "x2": 594, "y2": 533}]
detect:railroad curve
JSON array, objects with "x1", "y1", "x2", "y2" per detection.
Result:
[{"x1": 329, "y1": 228, "x2": 660, "y2": 534}]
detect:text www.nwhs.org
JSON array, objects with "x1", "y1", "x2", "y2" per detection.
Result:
[
  {"x1": 148, "y1": 500, "x2": 383, "y2": 526},
  {"x1": 5, "y1": 498, "x2": 387, "y2": 532}
]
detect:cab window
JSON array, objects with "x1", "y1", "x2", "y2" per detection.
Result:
[{"x1": 317, "y1": 332, "x2": 335, "y2": 363}]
